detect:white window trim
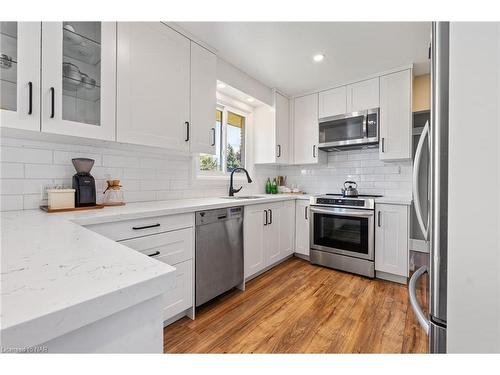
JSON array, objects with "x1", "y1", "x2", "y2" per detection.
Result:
[{"x1": 195, "y1": 100, "x2": 252, "y2": 182}]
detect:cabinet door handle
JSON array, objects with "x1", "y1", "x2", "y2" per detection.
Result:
[
  {"x1": 264, "y1": 210, "x2": 268, "y2": 226},
  {"x1": 268, "y1": 209, "x2": 273, "y2": 225},
  {"x1": 312, "y1": 145, "x2": 316, "y2": 158},
  {"x1": 378, "y1": 211, "x2": 381, "y2": 227},
  {"x1": 50, "y1": 87, "x2": 55, "y2": 119},
  {"x1": 211, "y1": 127, "x2": 216, "y2": 146},
  {"x1": 277, "y1": 144, "x2": 281, "y2": 158},
  {"x1": 381, "y1": 138, "x2": 385, "y2": 153},
  {"x1": 185, "y1": 121, "x2": 190, "y2": 142},
  {"x1": 28, "y1": 82, "x2": 33, "y2": 115},
  {"x1": 147, "y1": 251, "x2": 161, "y2": 257},
  {"x1": 132, "y1": 223, "x2": 161, "y2": 230},
  {"x1": 305, "y1": 206, "x2": 308, "y2": 220}
]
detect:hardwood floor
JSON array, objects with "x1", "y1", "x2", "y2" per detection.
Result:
[{"x1": 164, "y1": 257, "x2": 429, "y2": 353}]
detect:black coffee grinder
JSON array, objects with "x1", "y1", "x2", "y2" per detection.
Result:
[{"x1": 72, "y1": 158, "x2": 96, "y2": 207}]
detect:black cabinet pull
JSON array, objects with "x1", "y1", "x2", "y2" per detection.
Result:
[
  {"x1": 132, "y1": 223, "x2": 160, "y2": 230},
  {"x1": 50, "y1": 87, "x2": 55, "y2": 118},
  {"x1": 147, "y1": 251, "x2": 161, "y2": 257},
  {"x1": 381, "y1": 138, "x2": 385, "y2": 153},
  {"x1": 268, "y1": 209, "x2": 273, "y2": 225},
  {"x1": 28, "y1": 82, "x2": 33, "y2": 115},
  {"x1": 305, "y1": 206, "x2": 308, "y2": 220},
  {"x1": 264, "y1": 210, "x2": 268, "y2": 226},
  {"x1": 211, "y1": 127, "x2": 216, "y2": 146},
  {"x1": 313, "y1": 145, "x2": 316, "y2": 158},
  {"x1": 185, "y1": 121, "x2": 190, "y2": 142},
  {"x1": 378, "y1": 211, "x2": 381, "y2": 227},
  {"x1": 277, "y1": 144, "x2": 281, "y2": 158}
]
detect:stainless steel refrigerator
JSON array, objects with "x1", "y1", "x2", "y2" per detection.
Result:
[{"x1": 409, "y1": 21, "x2": 448, "y2": 354}]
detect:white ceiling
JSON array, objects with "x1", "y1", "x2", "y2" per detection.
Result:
[{"x1": 176, "y1": 22, "x2": 431, "y2": 96}]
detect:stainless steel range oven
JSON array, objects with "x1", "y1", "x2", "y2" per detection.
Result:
[{"x1": 309, "y1": 195, "x2": 377, "y2": 278}]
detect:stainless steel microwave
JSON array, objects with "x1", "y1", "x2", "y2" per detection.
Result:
[{"x1": 318, "y1": 108, "x2": 379, "y2": 151}]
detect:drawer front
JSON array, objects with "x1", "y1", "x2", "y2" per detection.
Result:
[
  {"x1": 163, "y1": 259, "x2": 193, "y2": 321},
  {"x1": 85, "y1": 213, "x2": 194, "y2": 241},
  {"x1": 119, "y1": 227, "x2": 194, "y2": 265}
]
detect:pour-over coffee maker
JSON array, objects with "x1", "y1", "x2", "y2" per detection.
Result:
[{"x1": 72, "y1": 158, "x2": 96, "y2": 207}]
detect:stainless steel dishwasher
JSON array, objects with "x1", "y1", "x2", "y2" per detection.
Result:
[{"x1": 195, "y1": 206, "x2": 244, "y2": 307}]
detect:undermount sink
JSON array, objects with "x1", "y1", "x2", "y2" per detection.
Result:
[{"x1": 220, "y1": 196, "x2": 262, "y2": 200}]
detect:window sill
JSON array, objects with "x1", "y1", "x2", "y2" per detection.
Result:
[{"x1": 196, "y1": 173, "x2": 248, "y2": 182}]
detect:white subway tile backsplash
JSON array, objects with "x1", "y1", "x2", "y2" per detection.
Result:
[
  {"x1": 1, "y1": 195, "x2": 23, "y2": 211},
  {"x1": 0, "y1": 136, "x2": 412, "y2": 211},
  {"x1": 284, "y1": 148, "x2": 412, "y2": 197},
  {"x1": 0, "y1": 162, "x2": 24, "y2": 178},
  {"x1": 23, "y1": 194, "x2": 42, "y2": 209},
  {"x1": 102, "y1": 154, "x2": 140, "y2": 168},
  {"x1": 25, "y1": 164, "x2": 74, "y2": 179},
  {"x1": 0, "y1": 136, "x2": 271, "y2": 211},
  {"x1": 1, "y1": 146, "x2": 53, "y2": 164},
  {"x1": 1, "y1": 179, "x2": 53, "y2": 195}
]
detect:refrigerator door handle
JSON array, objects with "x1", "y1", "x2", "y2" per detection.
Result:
[
  {"x1": 409, "y1": 265, "x2": 430, "y2": 334},
  {"x1": 412, "y1": 120, "x2": 430, "y2": 240}
]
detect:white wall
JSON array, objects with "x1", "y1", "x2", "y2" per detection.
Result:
[{"x1": 447, "y1": 22, "x2": 500, "y2": 353}]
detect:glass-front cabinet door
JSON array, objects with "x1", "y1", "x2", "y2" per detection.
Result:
[
  {"x1": 0, "y1": 22, "x2": 40, "y2": 131},
  {"x1": 41, "y1": 22, "x2": 116, "y2": 140}
]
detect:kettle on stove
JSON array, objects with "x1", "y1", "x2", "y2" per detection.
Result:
[{"x1": 341, "y1": 181, "x2": 359, "y2": 197}]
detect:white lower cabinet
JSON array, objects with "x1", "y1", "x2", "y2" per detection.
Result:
[
  {"x1": 91, "y1": 214, "x2": 195, "y2": 324},
  {"x1": 279, "y1": 200, "x2": 295, "y2": 257},
  {"x1": 295, "y1": 200, "x2": 310, "y2": 257},
  {"x1": 162, "y1": 259, "x2": 193, "y2": 321},
  {"x1": 375, "y1": 203, "x2": 409, "y2": 281},
  {"x1": 244, "y1": 201, "x2": 295, "y2": 279}
]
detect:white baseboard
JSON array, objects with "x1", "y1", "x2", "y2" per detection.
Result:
[{"x1": 376, "y1": 271, "x2": 408, "y2": 285}]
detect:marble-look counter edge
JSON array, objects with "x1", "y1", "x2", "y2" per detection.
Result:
[{"x1": 0, "y1": 194, "x2": 303, "y2": 348}]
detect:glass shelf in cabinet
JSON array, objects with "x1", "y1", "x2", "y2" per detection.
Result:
[
  {"x1": 62, "y1": 75, "x2": 100, "y2": 102},
  {"x1": 63, "y1": 28, "x2": 101, "y2": 65}
]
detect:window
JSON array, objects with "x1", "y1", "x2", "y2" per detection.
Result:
[{"x1": 199, "y1": 106, "x2": 246, "y2": 174}]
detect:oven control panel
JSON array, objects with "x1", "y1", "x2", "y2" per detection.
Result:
[{"x1": 316, "y1": 198, "x2": 365, "y2": 207}]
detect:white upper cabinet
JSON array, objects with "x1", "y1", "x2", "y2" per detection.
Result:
[
  {"x1": 347, "y1": 77, "x2": 379, "y2": 112},
  {"x1": 117, "y1": 22, "x2": 190, "y2": 151},
  {"x1": 375, "y1": 203, "x2": 409, "y2": 278},
  {"x1": 1, "y1": 22, "x2": 41, "y2": 132},
  {"x1": 189, "y1": 42, "x2": 217, "y2": 155},
  {"x1": 379, "y1": 69, "x2": 412, "y2": 160},
  {"x1": 319, "y1": 85, "x2": 347, "y2": 118},
  {"x1": 254, "y1": 91, "x2": 290, "y2": 164},
  {"x1": 275, "y1": 92, "x2": 291, "y2": 164},
  {"x1": 41, "y1": 22, "x2": 116, "y2": 141},
  {"x1": 293, "y1": 93, "x2": 320, "y2": 164}
]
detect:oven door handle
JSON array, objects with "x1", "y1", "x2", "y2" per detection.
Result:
[{"x1": 309, "y1": 206, "x2": 374, "y2": 218}]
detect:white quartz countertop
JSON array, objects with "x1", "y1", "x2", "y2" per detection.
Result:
[{"x1": 0, "y1": 194, "x2": 303, "y2": 348}]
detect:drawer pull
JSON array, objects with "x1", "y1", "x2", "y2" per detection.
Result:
[
  {"x1": 132, "y1": 223, "x2": 161, "y2": 230},
  {"x1": 147, "y1": 251, "x2": 161, "y2": 257}
]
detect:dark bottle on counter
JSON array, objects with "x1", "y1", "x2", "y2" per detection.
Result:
[
  {"x1": 265, "y1": 178, "x2": 272, "y2": 194},
  {"x1": 271, "y1": 178, "x2": 278, "y2": 194}
]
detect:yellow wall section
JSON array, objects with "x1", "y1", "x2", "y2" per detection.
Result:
[{"x1": 413, "y1": 74, "x2": 430, "y2": 112}]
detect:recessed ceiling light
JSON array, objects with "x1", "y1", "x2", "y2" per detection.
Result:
[
  {"x1": 246, "y1": 97, "x2": 255, "y2": 103},
  {"x1": 313, "y1": 54, "x2": 325, "y2": 62},
  {"x1": 217, "y1": 82, "x2": 226, "y2": 89}
]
